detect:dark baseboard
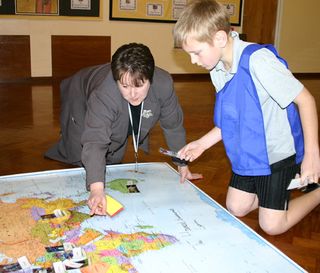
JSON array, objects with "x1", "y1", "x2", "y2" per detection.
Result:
[
  {"x1": 0, "y1": 74, "x2": 211, "y2": 84},
  {"x1": 0, "y1": 73, "x2": 318, "y2": 85},
  {"x1": 293, "y1": 73, "x2": 320, "y2": 79},
  {"x1": 171, "y1": 73, "x2": 211, "y2": 82},
  {"x1": 173, "y1": 73, "x2": 320, "y2": 82},
  {"x1": 0, "y1": 77, "x2": 62, "y2": 85}
]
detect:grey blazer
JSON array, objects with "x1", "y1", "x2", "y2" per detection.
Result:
[{"x1": 45, "y1": 64, "x2": 186, "y2": 188}]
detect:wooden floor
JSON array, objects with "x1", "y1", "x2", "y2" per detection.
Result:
[{"x1": 0, "y1": 76, "x2": 319, "y2": 272}]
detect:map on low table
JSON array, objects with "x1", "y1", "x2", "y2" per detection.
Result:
[{"x1": 0, "y1": 162, "x2": 306, "y2": 273}]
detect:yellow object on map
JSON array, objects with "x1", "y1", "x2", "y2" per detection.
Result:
[{"x1": 106, "y1": 195, "x2": 124, "y2": 217}]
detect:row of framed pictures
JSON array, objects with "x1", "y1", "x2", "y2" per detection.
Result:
[
  {"x1": 110, "y1": 0, "x2": 242, "y2": 25},
  {"x1": 0, "y1": 0, "x2": 242, "y2": 26}
]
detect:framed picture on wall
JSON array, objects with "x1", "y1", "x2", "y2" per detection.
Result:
[
  {"x1": 59, "y1": 0, "x2": 99, "y2": 17},
  {"x1": 0, "y1": 0, "x2": 101, "y2": 18},
  {"x1": 219, "y1": 0, "x2": 243, "y2": 26},
  {"x1": 15, "y1": 0, "x2": 59, "y2": 15},
  {"x1": 109, "y1": 0, "x2": 243, "y2": 26}
]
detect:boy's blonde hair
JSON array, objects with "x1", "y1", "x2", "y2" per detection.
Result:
[{"x1": 173, "y1": 0, "x2": 231, "y2": 47}]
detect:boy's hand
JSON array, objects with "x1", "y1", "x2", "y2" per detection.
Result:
[
  {"x1": 300, "y1": 152, "x2": 320, "y2": 184},
  {"x1": 178, "y1": 140, "x2": 206, "y2": 162},
  {"x1": 88, "y1": 182, "x2": 106, "y2": 216}
]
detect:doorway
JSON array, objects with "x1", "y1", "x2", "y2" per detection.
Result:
[{"x1": 242, "y1": 0, "x2": 279, "y2": 44}]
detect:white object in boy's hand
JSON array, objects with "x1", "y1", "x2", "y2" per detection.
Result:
[
  {"x1": 159, "y1": 147, "x2": 179, "y2": 158},
  {"x1": 287, "y1": 178, "x2": 307, "y2": 190}
]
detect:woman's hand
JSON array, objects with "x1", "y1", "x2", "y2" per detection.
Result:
[
  {"x1": 88, "y1": 182, "x2": 106, "y2": 215},
  {"x1": 178, "y1": 165, "x2": 203, "y2": 183}
]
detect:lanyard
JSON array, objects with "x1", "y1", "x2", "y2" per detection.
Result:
[{"x1": 128, "y1": 101, "x2": 144, "y2": 172}]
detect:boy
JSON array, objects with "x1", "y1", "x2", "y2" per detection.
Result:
[{"x1": 174, "y1": 0, "x2": 320, "y2": 235}]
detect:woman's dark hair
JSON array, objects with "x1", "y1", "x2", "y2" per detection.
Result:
[{"x1": 111, "y1": 43, "x2": 155, "y2": 86}]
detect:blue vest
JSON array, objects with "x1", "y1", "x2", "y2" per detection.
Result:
[{"x1": 214, "y1": 44, "x2": 304, "y2": 176}]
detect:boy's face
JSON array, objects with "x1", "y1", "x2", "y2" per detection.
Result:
[{"x1": 182, "y1": 36, "x2": 222, "y2": 71}]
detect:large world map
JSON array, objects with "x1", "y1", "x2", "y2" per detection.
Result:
[{"x1": 0, "y1": 163, "x2": 306, "y2": 272}]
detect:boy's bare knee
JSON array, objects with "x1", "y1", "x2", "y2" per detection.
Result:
[
  {"x1": 226, "y1": 203, "x2": 250, "y2": 217},
  {"x1": 259, "y1": 222, "x2": 284, "y2": 235},
  {"x1": 259, "y1": 214, "x2": 287, "y2": 235}
]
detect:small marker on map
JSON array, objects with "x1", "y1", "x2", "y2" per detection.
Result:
[
  {"x1": 17, "y1": 256, "x2": 32, "y2": 269},
  {"x1": 53, "y1": 261, "x2": 66, "y2": 273},
  {"x1": 63, "y1": 242, "x2": 75, "y2": 252},
  {"x1": 106, "y1": 195, "x2": 124, "y2": 217}
]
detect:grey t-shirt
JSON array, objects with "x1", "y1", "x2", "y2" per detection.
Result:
[{"x1": 210, "y1": 32, "x2": 304, "y2": 164}]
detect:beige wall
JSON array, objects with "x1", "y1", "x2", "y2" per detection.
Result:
[
  {"x1": 277, "y1": 0, "x2": 320, "y2": 73},
  {"x1": 0, "y1": 0, "x2": 318, "y2": 76},
  {"x1": 0, "y1": 0, "x2": 207, "y2": 77}
]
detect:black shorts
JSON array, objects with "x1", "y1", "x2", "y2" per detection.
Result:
[{"x1": 229, "y1": 155, "x2": 301, "y2": 210}]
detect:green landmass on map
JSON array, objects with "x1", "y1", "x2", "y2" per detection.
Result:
[{"x1": 107, "y1": 178, "x2": 140, "y2": 193}]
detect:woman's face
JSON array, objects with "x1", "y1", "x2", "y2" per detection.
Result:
[{"x1": 117, "y1": 72, "x2": 150, "y2": 106}]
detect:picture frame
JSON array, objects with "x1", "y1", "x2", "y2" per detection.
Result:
[
  {"x1": 109, "y1": 0, "x2": 243, "y2": 26},
  {"x1": 219, "y1": 0, "x2": 243, "y2": 26},
  {"x1": 0, "y1": 0, "x2": 101, "y2": 19}
]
